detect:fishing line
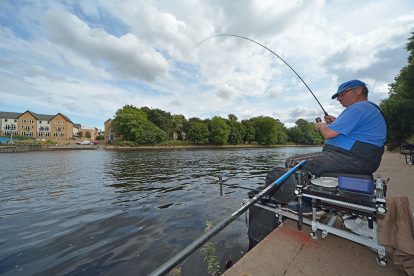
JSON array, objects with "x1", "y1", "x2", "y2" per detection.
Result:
[{"x1": 188, "y1": 33, "x2": 329, "y2": 116}]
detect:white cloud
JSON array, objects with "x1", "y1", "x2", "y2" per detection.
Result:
[{"x1": 45, "y1": 9, "x2": 170, "y2": 81}]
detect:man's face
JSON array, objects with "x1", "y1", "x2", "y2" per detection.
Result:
[{"x1": 336, "y1": 87, "x2": 361, "y2": 107}]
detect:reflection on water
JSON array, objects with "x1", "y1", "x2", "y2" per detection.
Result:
[{"x1": 0, "y1": 146, "x2": 321, "y2": 275}]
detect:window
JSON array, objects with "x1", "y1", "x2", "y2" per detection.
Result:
[
  {"x1": 4, "y1": 119, "x2": 7, "y2": 122},
  {"x1": 14, "y1": 120, "x2": 17, "y2": 123},
  {"x1": 39, "y1": 121, "x2": 42, "y2": 124},
  {"x1": 47, "y1": 121, "x2": 50, "y2": 124}
]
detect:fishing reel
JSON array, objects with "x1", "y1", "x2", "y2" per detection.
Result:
[{"x1": 315, "y1": 117, "x2": 322, "y2": 123}]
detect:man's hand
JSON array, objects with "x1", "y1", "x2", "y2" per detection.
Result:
[
  {"x1": 315, "y1": 122, "x2": 339, "y2": 139},
  {"x1": 324, "y1": 115, "x2": 336, "y2": 124}
]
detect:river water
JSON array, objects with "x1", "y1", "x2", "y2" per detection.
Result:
[{"x1": 0, "y1": 146, "x2": 321, "y2": 275}]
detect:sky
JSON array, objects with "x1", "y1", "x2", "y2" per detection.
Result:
[{"x1": 1, "y1": 0, "x2": 413, "y2": 129}]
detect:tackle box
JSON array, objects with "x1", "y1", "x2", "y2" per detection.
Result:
[{"x1": 338, "y1": 176, "x2": 374, "y2": 194}]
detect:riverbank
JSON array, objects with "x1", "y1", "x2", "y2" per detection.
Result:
[
  {"x1": 223, "y1": 150, "x2": 413, "y2": 276},
  {"x1": 104, "y1": 144, "x2": 321, "y2": 150},
  {"x1": 0, "y1": 144, "x2": 98, "y2": 153}
]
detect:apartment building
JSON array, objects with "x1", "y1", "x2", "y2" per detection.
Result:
[
  {"x1": 0, "y1": 110, "x2": 74, "y2": 140},
  {"x1": 0, "y1": 112, "x2": 19, "y2": 136}
]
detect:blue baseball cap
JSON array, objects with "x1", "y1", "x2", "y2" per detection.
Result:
[{"x1": 332, "y1": 80, "x2": 367, "y2": 99}]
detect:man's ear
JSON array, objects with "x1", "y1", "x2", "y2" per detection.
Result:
[{"x1": 354, "y1": 87, "x2": 363, "y2": 96}]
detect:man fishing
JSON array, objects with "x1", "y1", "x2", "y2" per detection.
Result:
[{"x1": 286, "y1": 79, "x2": 387, "y2": 177}]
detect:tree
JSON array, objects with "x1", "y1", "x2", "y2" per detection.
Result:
[
  {"x1": 276, "y1": 120, "x2": 288, "y2": 144},
  {"x1": 77, "y1": 131, "x2": 83, "y2": 138},
  {"x1": 380, "y1": 32, "x2": 414, "y2": 144},
  {"x1": 111, "y1": 105, "x2": 167, "y2": 144},
  {"x1": 241, "y1": 120, "x2": 256, "y2": 143},
  {"x1": 112, "y1": 105, "x2": 147, "y2": 141},
  {"x1": 141, "y1": 108, "x2": 174, "y2": 139},
  {"x1": 209, "y1": 116, "x2": 230, "y2": 145},
  {"x1": 254, "y1": 116, "x2": 279, "y2": 145},
  {"x1": 187, "y1": 118, "x2": 209, "y2": 144},
  {"x1": 287, "y1": 119, "x2": 323, "y2": 144},
  {"x1": 226, "y1": 114, "x2": 245, "y2": 145},
  {"x1": 133, "y1": 121, "x2": 167, "y2": 144},
  {"x1": 172, "y1": 114, "x2": 187, "y2": 140}
]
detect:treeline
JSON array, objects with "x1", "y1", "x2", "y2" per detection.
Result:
[
  {"x1": 380, "y1": 32, "x2": 414, "y2": 145},
  {"x1": 111, "y1": 105, "x2": 323, "y2": 145}
]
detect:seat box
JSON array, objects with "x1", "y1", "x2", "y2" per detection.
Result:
[{"x1": 338, "y1": 176, "x2": 374, "y2": 194}]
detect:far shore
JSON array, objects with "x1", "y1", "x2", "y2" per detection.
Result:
[{"x1": 104, "y1": 144, "x2": 323, "y2": 150}]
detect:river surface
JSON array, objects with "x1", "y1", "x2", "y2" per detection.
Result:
[{"x1": 0, "y1": 146, "x2": 321, "y2": 275}]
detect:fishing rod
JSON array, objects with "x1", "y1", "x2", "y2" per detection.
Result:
[{"x1": 189, "y1": 33, "x2": 329, "y2": 117}]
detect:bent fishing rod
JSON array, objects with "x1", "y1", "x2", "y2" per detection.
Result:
[{"x1": 189, "y1": 33, "x2": 329, "y2": 117}]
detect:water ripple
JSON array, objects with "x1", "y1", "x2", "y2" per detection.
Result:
[{"x1": 0, "y1": 146, "x2": 321, "y2": 275}]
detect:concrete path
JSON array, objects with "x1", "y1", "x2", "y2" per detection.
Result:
[
  {"x1": 375, "y1": 151, "x2": 414, "y2": 212},
  {"x1": 223, "y1": 151, "x2": 413, "y2": 276}
]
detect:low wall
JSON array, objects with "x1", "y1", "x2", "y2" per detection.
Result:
[
  {"x1": 0, "y1": 144, "x2": 97, "y2": 153},
  {"x1": 0, "y1": 144, "x2": 42, "y2": 153}
]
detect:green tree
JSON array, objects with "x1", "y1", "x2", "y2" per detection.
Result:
[
  {"x1": 241, "y1": 120, "x2": 256, "y2": 143},
  {"x1": 254, "y1": 116, "x2": 279, "y2": 145},
  {"x1": 133, "y1": 121, "x2": 167, "y2": 144},
  {"x1": 226, "y1": 114, "x2": 245, "y2": 145},
  {"x1": 187, "y1": 118, "x2": 209, "y2": 144},
  {"x1": 112, "y1": 105, "x2": 167, "y2": 144},
  {"x1": 380, "y1": 32, "x2": 414, "y2": 144},
  {"x1": 141, "y1": 108, "x2": 174, "y2": 139},
  {"x1": 276, "y1": 120, "x2": 288, "y2": 144},
  {"x1": 172, "y1": 114, "x2": 187, "y2": 140},
  {"x1": 112, "y1": 105, "x2": 147, "y2": 141},
  {"x1": 209, "y1": 116, "x2": 230, "y2": 144},
  {"x1": 287, "y1": 119, "x2": 323, "y2": 144}
]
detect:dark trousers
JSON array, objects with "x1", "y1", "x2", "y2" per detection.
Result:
[{"x1": 285, "y1": 145, "x2": 382, "y2": 177}]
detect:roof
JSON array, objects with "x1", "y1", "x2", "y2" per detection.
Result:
[
  {"x1": 0, "y1": 111, "x2": 22, "y2": 119},
  {"x1": 17, "y1": 110, "x2": 54, "y2": 121},
  {"x1": 73, "y1": 123, "x2": 81, "y2": 129},
  {"x1": 0, "y1": 110, "x2": 73, "y2": 123},
  {"x1": 49, "y1": 113, "x2": 74, "y2": 124}
]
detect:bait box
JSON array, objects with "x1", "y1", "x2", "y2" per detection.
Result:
[{"x1": 338, "y1": 176, "x2": 374, "y2": 194}]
